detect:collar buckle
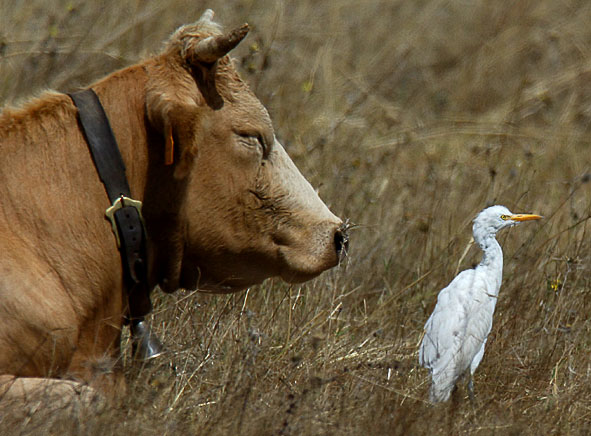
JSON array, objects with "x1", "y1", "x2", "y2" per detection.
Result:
[{"x1": 105, "y1": 195, "x2": 144, "y2": 247}]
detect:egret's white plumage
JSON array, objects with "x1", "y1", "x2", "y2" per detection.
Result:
[{"x1": 419, "y1": 205, "x2": 542, "y2": 403}]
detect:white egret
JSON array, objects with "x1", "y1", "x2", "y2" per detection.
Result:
[{"x1": 419, "y1": 205, "x2": 542, "y2": 403}]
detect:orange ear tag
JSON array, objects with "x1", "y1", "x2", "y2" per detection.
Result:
[{"x1": 164, "y1": 124, "x2": 174, "y2": 165}]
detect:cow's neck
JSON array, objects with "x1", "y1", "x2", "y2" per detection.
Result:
[
  {"x1": 90, "y1": 63, "x2": 189, "y2": 294},
  {"x1": 91, "y1": 65, "x2": 151, "y2": 202}
]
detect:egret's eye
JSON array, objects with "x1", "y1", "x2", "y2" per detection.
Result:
[{"x1": 500, "y1": 214, "x2": 510, "y2": 220}]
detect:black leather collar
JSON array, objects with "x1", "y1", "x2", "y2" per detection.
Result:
[{"x1": 69, "y1": 89, "x2": 151, "y2": 320}]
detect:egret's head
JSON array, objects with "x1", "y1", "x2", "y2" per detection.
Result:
[{"x1": 473, "y1": 205, "x2": 542, "y2": 242}]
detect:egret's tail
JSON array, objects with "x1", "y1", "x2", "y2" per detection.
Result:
[
  {"x1": 429, "y1": 367, "x2": 458, "y2": 403},
  {"x1": 429, "y1": 382, "x2": 454, "y2": 403}
]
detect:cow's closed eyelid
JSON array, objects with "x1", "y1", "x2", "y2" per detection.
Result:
[{"x1": 235, "y1": 131, "x2": 267, "y2": 156}]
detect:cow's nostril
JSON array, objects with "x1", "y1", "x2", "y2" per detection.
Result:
[{"x1": 334, "y1": 226, "x2": 349, "y2": 258}]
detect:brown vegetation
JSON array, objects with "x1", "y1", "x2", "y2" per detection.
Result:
[{"x1": 2, "y1": 0, "x2": 591, "y2": 434}]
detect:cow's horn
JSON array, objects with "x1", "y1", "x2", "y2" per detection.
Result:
[
  {"x1": 200, "y1": 9, "x2": 215, "y2": 22},
  {"x1": 189, "y1": 23, "x2": 249, "y2": 64}
]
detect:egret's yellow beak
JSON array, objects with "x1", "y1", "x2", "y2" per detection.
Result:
[{"x1": 510, "y1": 214, "x2": 543, "y2": 222}]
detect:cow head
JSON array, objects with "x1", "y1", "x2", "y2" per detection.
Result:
[{"x1": 143, "y1": 10, "x2": 347, "y2": 293}]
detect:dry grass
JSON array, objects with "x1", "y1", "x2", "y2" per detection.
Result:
[{"x1": 3, "y1": 0, "x2": 591, "y2": 434}]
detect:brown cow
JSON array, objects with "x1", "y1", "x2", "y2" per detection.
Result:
[{"x1": 0, "y1": 10, "x2": 345, "y2": 404}]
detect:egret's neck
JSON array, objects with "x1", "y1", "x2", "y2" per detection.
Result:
[{"x1": 475, "y1": 233, "x2": 504, "y2": 294}]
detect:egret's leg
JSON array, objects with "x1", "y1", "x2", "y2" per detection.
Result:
[{"x1": 467, "y1": 375, "x2": 475, "y2": 403}]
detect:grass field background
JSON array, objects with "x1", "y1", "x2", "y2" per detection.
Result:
[{"x1": 3, "y1": 0, "x2": 591, "y2": 434}]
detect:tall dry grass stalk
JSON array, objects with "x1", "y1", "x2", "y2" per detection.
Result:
[{"x1": 3, "y1": 0, "x2": 591, "y2": 434}]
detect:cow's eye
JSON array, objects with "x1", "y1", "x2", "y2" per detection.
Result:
[{"x1": 237, "y1": 132, "x2": 266, "y2": 156}]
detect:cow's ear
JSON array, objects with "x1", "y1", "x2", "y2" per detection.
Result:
[
  {"x1": 145, "y1": 92, "x2": 198, "y2": 178},
  {"x1": 165, "y1": 113, "x2": 199, "y2": 180},
  {"x1": 164, "y1": 122, "x2": 174, "y2": 166}
]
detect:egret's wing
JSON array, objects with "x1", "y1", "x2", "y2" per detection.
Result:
[
  {"x1": 419, "y1": 268, "x2": 493, "y2": 402},
  {"x1": 470, "y1": 339, "x2": 488, "y2": 375},
  {"x1": 463, "y1": 291, "x2": 496, "y2": 374},
  {"x1": 419, "y1": 269, "x2": 476, "y2": 371},
  {"x1": 419, "y1": 266, "x2": 497, "y2": 385}
]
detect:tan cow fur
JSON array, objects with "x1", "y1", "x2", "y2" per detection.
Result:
[{"x1": 0, "y1": 11, "x2": 343, "y2": 398}]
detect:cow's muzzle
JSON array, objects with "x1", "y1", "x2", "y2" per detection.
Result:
[{"x1": 334, "y1": 220, "x2": 351, "y2": 262}]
